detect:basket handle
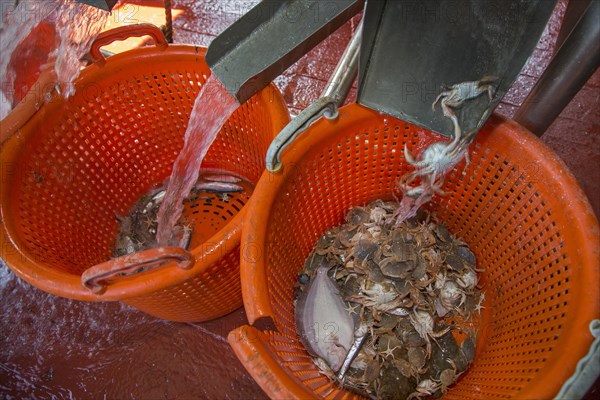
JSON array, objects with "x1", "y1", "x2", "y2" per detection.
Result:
[
  {"x1": 89, "y1": 24, "x2": 169, "y2": 63},
  {"x1": 81, "y1": 247, "x2": 194, "y2": 295}
]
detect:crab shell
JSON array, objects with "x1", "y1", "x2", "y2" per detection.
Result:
[
  {"x1": 439, "y1": 280, "x2": 466, "y2": 309},
  {"x1": 457, "y1": 269, "x2": 478, "y2": 290}
]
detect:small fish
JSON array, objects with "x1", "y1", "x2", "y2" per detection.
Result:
[
  {"x1": 203, "y1": 174, "x2": 243, "y2": 184},
  {"x1": 142, "y1": 190, "x2": 166, "y2": 214},
  {"x1": 194, "y1": 182, "x2": 244, "y2": 193},
  {"x1": 337, "y1": 322, "x2": 369, "y2": 379},
  {"x1": 387, "y1": 307, "x2": 410, "y2": 317},
  {"x1": 150, "y1": 190, "x2": 166, "y2": 203}
]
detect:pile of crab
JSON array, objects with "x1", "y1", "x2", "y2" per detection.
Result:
[{"x1": 295, "y1": 200, "x2": 484, "y2": 399}]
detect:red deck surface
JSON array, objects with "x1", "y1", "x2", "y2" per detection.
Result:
[{"x1": 1, "y1": 0, "x2": 598, "y2": 398}]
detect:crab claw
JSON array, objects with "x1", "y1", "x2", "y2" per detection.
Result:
[
  {"x1": 405, "y1": 185, "x2": 425, "y2": 197},
  {"x1": 404, "y1": 144, "x2": 418, "y2": 166},
  {"x1": 432, "y1": 92, "x2": 445, "y2": 111},
  {"x1": 398, "y1": 171, "x2": 418, "y2": 191},
  {"x1": 427, "y1": 173, "x2": 448, "y2": 195},
  {"x1": 431, "y1": 184, "x2": 447, "y2": 196},
  {"x1": 479, "y1": 75, "x2": 498, "y2": 85}
]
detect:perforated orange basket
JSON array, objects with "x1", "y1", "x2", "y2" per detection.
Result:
[
  {"x1": 0, "y1": 25, "x2": 289, "y2": 322},
  {"x1": 230, "y1": 103, "x2": 600, "y2": 398}
]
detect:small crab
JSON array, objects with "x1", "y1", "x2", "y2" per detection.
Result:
[
  {"x1": 439, "y1": 280, "x2": 467, "y2": 310},
  {"x1": 394, "y1": 346, "x2": 429, "y2": 380},
  {"x1": 398, "y1": 76, "x2": 497, "y2": 213},
  {"x1": 348, "y1": 280, "x2": 404, "y2": 313},
  {"x1": 401, "y1": 125, "x2": 470, "y2": 197},
  {"x1": 432, "y1": 76, "x2": 498, "y2": 124},
  {"x1": 409, "y1": 309, "x2": 451, "y2": 356},
  {"x1": 439, "y1": 358, "x2": 464, "y2": 393},
  {"x1": 377, "y1": 240, "x2": 419, "y2": 279},
  {"x1": 407, "y1": 378, "x2": 443, "y2": 400},
  {"x1": 407, "y1": 346, "x2": 428, "y2": 372},
  {"x1": 368, "y1": 206, "x2": 388, "y2": 226},
  {"x1": 456, "y1": 269, "x2": 478, "y2": 291}
]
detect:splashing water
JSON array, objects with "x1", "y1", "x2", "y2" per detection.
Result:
[
  {"x1": 53, "y1": 1, "x2": 108, "y2": 97},
  {"x1": 0, "y1": 1, "x2": 56, "y2": 118},
  {"x1": 156, "y1": 76, "x2": 239, "y2": 247},
  {"x1": 0, "y1": 0, "x2": 108, "y2": 118}
]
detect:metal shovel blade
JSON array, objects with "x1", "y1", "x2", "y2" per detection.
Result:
[
  {"x1": 206, "y1": 0, "x2": 364, "y2": 104},
  {"x1": 357, "y1": 0, "x2": 557, "y2": 139},
  {"x1": 76, "y1": 0, "x2": 119, "y2": 11}
]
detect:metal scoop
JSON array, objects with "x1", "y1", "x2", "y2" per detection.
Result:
[
  {"x1": 357, "y1": 0, "x2": 557, "y2": 139},
  {"x1": 206, "y1": 0, "x2": 364, "y2": 104},
  {"x1": 206, "y1": 0, "x2": 556, "y2": 140},
  {"x1": 356, "y1": 0, "x2": 557, "y2": 213},
  {"x1": 76, "y1": 0, "x2": 118, "y2": 11}
]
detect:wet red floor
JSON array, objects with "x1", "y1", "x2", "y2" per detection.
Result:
[{"x1": 1, "y1": 0, "x2": 598, "y2": 399}]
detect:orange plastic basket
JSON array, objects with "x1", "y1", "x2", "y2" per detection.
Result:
[
  {"x1": 230, "y1": 104, "x2": 600, "y2": 399},
  {"x1": 0, "y1": 25, "x2": 289, "y2": 322}
]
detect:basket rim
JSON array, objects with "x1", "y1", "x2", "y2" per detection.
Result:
[
  {"x1": 0, "y1": 44, "x2": 290, "y2": 301},
  {"x1": 238, "y1": 102, "x2": 600, "y2": 398},
  {"x1": 0, "y1": 43, "x2": 210, "y2": 145},
  {"x1": 228, "y1": 325, "x2": 317, "y2": 400}
]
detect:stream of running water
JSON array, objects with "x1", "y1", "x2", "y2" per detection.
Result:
[{"x1": 155, "y1": 75, "x2": 239, "y2": 247}]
